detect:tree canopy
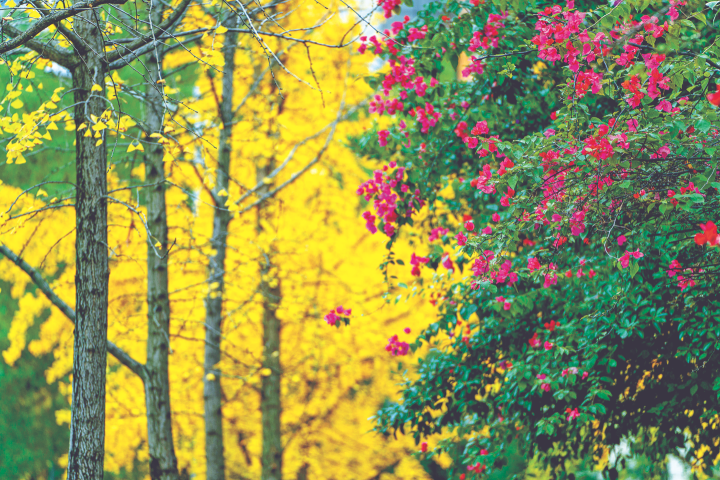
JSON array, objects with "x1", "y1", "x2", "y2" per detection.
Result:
[{"x1": 347, "y1": 0, "x2": 720, "y2": 477}]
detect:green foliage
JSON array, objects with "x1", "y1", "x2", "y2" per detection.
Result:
[
  {"x1": 0, "y1": 279, "x2": 68, "y2": 479},
  {"x1": 353, "y1": 0, "x2": 720, "y2": 477}
]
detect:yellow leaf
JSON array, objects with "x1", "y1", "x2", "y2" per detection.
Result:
[
  {"x1": 127, "y1": 142, "x2": 144, "y2": 153},
  {"x1": 92, "y1": 121, "x2": 107, "y2": 132},
  {"x1": 217, "y1": 189, "x2": 228, "y2": 196},
  {"x1": 91, "y1": 84, "x2": 102, "y2": 92},
  {"x1": 95, "y1": 139, "x2": 103, "y2": 146},
  {"x1": 26, "y1": 85, "x2": 33, "y2": 93},
  {"x1": 260, "y1": 368, "x2": 272, "y2": 377},
  {"x1": 47, "y1": 122, "x2": 58, "y2": 130},
  {"x1": 51, "y1": 93, "x2": 61, "y2": 102},
  {"x1": 154, "y1": 241, "x2": 161, "y2": 248},
  {"x1": 36, "y1": 189, "x2": 47, "y2": 197},
  {"x1": 90, "y1": 114, "x2": 98, "y2": 123},
  {"x1": 42, "y1": 131, "x2": 52, "y2": 141},
  {"x1": 262, "y1": 177, "x2": 273, "y2": 184},
  {"x1": 77, "y1": 122, "x2": 87, "y2": 131},
  {"x1": 10, "y1": 99, "x2": 23, "y2": 109},
  {"x1": 206, "y1": 373, "x2": 216, "y2": 381},
  {"x1": 38, "y1": 82, "x2": 43, "y2": 89},
  {"x1": 45, "y1": 101, "x2": 57, "y2": 109},
  {"x1": 15, "y1": 154, "x2": 26, "y2": 164},
  {"x1": 216, "y1": 25, "x2": 228, "y2": 34}
]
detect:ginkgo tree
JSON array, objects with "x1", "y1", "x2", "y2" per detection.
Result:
[
  {"x1": 0, "y1": 1, "x2": 449, "y2": 480},
  {"x1": 346, "y1": 0, "x2": 720, "y2": 477}
]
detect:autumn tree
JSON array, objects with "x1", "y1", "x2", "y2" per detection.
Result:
[
  {"x1": 0, "y1": 0, "x2": 196, "y2": 476},
  {"x1": 1, "y1": 2, "x2": 444, "y2": 480}
]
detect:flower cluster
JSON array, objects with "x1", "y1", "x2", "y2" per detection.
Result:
[{"x1": 324, "y1": 306, "x2": 352, "y2": 327}]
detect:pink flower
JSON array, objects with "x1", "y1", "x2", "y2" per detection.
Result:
[
  {"x1": 503, "y1": 302, "x2": 511, "y2": 311},
  {"x1": 536, "y1": 373, "x2": 546, "y2": 380},
  {"x1": 472, "y1": 120, "x2": 489, "y2": 135},
  {"x1": 541, "y1": 383, "x2": 551, "y2": 392},
  {"x1": 566, "y1": 408, "x2": 580, "y2": 421},
  {"x1": 482, "y1": 226, "x2": 492, "y2": 235},
  {"x1": 442, "y1": 255, "x2": 454, "y2": 271},
  {"x1": 544, "y1": 320, "x2": 559, "y2": 332},
  {"x1": 656, "y1": 100, "x2": 672, "y2": 112},
  {"x1": 617, "y1": 235, "x2": 626, "y2": 246},
  {"x1": 630, "y1": 249, "x2": 644, "y2": 259},
  {"x1": 620, "y1": 251, "x2": 630, "y2": 268},
  {"x1": 544, "y1": 129, "x2": 556, "y2": 138},
  {"x1": 627, "y1": 119, "x2": 638, "y2": 132},
  {"x1": 492, "y1": 213, "x2": 500, "y2": 222},
  {"x1": 336, "y1": 306, "x2": 352, "y2": 315},
  {"x1": 588, "y1": 269, "x2": 596, "y2": 279},
  {"x1": 582, "y1": 371, "x2": 589, "y2": 380},
  {"x1": 543, "y1": 273, "x2": 558, "y2": 288},
  {"x1": 528, "y1": 333, "x2": 541, "y2": 348},
  {"x1": 544, "y1": 341, "x2": 553, "y2": 351},
  {"x1": 456, "y1": 232, "x2": 468, "y2": 246},
  {"x1": 410, "y1": 253, "x2": 430, "y2": 277},
  {"x1": 528, "y1": 257, "x2": 541, "y2": 271},
  {"x1": 324, "y1": 311, "x2": 339, "y2": 326},
  {"x1": 479, "y1": 449, "x2": 488, "y2": 455},
  {"x1": 404, "y1": 327, "x2": 411, "y2": 334},
  {"x1": 465, "y1": 220, "x2": 475, "y2": 231}
]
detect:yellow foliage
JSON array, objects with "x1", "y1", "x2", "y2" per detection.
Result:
[{"x1": 0, "y1": 0, "x2": 440, "y2": 478}]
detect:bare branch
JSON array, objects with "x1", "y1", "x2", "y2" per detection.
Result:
[
  {"x1": 0, "y1": 243, "x2": 147, "y2": 380},
  {"x1": 0, "y1": 0, "x2": 128, "y2": 57}
]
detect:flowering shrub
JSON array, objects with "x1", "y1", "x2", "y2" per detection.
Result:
[{"x1": 343, "y1": 0, "x2": 720, "y2": 476}]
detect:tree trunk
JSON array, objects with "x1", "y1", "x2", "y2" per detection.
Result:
[
  {"x1": 203, "y1": 24, "x2": 238, "y2": 480},
  {"x1": 67, "y1": 9, "x2": 109, "y2": 480},
  {"x1": 257, "y1": 158, "x2": 282, "y2": 480},
  {"x1": 259, "y1": 248, "x2": 282, "y2": 480},
  {"x1": 144, "y1": 17, "x2": 180, "y2": 480}
]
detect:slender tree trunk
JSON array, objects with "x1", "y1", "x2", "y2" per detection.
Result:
[
  {"x1": 259, "y1": 240, "x2": 282, "y2": 480},
  {"x1": 257, "y1": 151, "x2": 282, "y2": 479},
  {"x1": 144, "y1": 13, "x2": 180, "y2": 480},
  {"x1": 67, "y1": 9, "x2": 109, "y2": 480},
  {"x1": 203, "y1": 24, "x2": 238, "y2": 480}
]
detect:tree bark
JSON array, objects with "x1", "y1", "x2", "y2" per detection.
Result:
[
  {"x1": 144, "y1": 10, "x2": 180, "y2": 480},
  {"x1": 259, "y1": 244, "x2": 282, "y2": 480},
  {"x1": 66, "y1": 9, "x2": 109, "y2": 480},
  {"x1": 257, "y1": 145, "x2": 282, "y2": 480},
  {"x1": 203, "y1": 23, "x2": 238, "y2": 480}
]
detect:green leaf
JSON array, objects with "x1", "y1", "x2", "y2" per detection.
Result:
[
  {"x1": 629, "y1": 262, "x2": 639, "y2": 278},
  {"x1": 690, "y1": 384, "x2": 699, "y2": 396},
  {"x1": 508, "y1": 176, "x2": 518, "y2": 190},
  {"x1": 697, "y1": 119, "x2": 712, "y2": 133}
]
